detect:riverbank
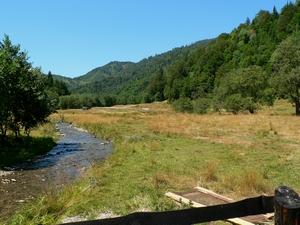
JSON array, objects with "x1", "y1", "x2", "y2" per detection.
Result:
[
  {"x1": 6, "y1": 101, "x2": 300, "y2": 225},
  {"x1": 0, "y1": 123, "x2": 57, "y2": 169}
]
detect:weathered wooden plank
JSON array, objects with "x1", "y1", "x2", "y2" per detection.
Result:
[
  {"x1": 194, "y1": 186, "x2": 274, "y2": 220},
  {"x1": 166, "y1": 192, "x2": 255, "y2": 225},
  {"x1": 195, "y1": 186, "x2": 234, "y2": 202}
]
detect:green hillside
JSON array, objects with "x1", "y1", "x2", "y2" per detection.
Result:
[
  {"x1": 75, "y1": 61, "x2": 135, "y2": 84},
  {"x1": 52, "y1": 74, "x2": 79, "y2": 90}
]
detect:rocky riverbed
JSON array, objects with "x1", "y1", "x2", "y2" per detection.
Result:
[{"x1": 0, "y1": 122, "x2": 112, "y2": 219}]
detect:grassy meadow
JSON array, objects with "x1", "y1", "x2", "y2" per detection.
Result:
[{"x1": 6, "y1": 100, "x2": 300, "y2": 224}]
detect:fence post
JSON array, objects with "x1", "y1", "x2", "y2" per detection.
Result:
[{"x1": 275, "y1": 186, "x2": 300, "y2": 225}]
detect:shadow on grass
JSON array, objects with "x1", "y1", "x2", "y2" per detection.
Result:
[{"x1": 0, "y1": 136, "x2": 56, "y2": 169}]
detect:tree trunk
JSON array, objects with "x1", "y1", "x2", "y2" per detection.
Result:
[{"x1": 296, "y1": 100, "x2": 300, "y2": 116}]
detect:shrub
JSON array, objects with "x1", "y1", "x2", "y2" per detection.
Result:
[
  {"x1": 210, "y1": 96, "x2": 223, "y2": 113},
  {"x1": 224, "y1": 94, "x2": 245, "y2": 114},
  {"x1": 224, "y1": 94, "x2": 259, "y2": 114},
  {"x1": 243, "y1": 97, "x2": 258, "y2": 114},
  {"x1": 193, "y1": 98, "x2": 210, "y2": 114},
  {"x1": 172, "y1": 98, "x2": 193, "y2": 113}
]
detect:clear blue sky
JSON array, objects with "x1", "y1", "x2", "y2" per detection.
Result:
[{"x1": 0, "y1": 0, "x2": 291, "y2": 77}]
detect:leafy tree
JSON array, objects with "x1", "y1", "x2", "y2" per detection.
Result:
[
  {"x1": 0, "y1": 35, "x2": 54, "y2": 137},
  {"x1": 214, "y1": 66, "x2": 273, "y2": 113},
  {"x1": 271, "y1": 33, "x2": 300, "y2": 115}
]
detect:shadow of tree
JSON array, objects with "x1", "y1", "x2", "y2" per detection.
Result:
[{"x1": 0, "y1": 136, "x2": 56, "y2": 169}]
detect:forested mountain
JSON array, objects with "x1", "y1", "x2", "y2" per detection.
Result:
[
  {"x1": 55, "y1": 39, "x2": 212, "y2": 107},
  {"x1": 57, "y1": 1, "x2": 300, "y2": 115},
  {"x1": 76, "y1": 61, "x2": 135, "y2": 84},
  {"x1": 52, "y1": 74, "x2": 79, "y2": 90}
]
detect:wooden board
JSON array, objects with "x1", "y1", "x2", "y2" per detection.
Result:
[
  {"x1": 166, "y1": 192, "x2": 255, "y2": 225},
  {"x1": 166, "y1": 186, "x2": 273, "y2": 225}
]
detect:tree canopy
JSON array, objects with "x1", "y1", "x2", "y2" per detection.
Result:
[{"x1": 271, "y1": 33, "x2": 300, "y2": 115}]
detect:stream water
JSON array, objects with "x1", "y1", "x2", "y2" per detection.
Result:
[{"x1": 0, "y1": 122, "x2": 112, "y2": 219}]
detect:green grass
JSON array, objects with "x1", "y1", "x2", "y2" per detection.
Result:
[
  {"x1": 5, "y1": 102, "x2": 300, "y2": 224},
  {"x1": 0, "y1": 123, "x2": 57, "y2": 168},
  {"x1": 0, "y1": 136, "x2": 55, "y2": 168}
]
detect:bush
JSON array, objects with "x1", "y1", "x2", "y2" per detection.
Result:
[
  {"x1": 210, "y1": 96, "x2": 223, "y2": 113},
  {"x1": 243, "y1": 97, "x2": 258, "y2": 114},
  {"x1": 193, "y1": 98, "x2": 210, "y2": 114},
  {"x1": 224, "y1": 94, "x2": 246, "y2": 114},
  {"x1": 224, "y1": 94, "x2": 258, "y2": 114},
  {"x1": 172, "y1": 98, "x2": 193, "y2": 113}
]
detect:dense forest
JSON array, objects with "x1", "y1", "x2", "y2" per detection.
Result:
[{"x1": 56, "y1": 1, "x2": 300, "y2": 115}]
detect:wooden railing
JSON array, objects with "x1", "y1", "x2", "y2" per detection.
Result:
[{"x1": 60, "y1": 186, "x2": 300, "y2": 225}]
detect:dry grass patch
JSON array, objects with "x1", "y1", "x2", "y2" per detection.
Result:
[
  {"x1": 153, "y1": 172, "x2": 198, "y2": 190},
  {"x1": 146, "y1": 105, "x2": 300, "y2": 147},
  {"x1": 200, "y1": 161, "x2": 219, "y2": 183},
  {"x1": 237, "y1": 171, "x2": 271, "y2": 196},
  {"x1": 51, "y1": 112, "x2": 121, "y2": 125}
]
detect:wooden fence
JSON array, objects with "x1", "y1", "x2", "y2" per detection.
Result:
[{"x1": 60, "y1": 186, "x2": 300, "y2": 225}]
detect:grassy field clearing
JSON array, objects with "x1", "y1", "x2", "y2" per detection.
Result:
[{"x1": 7, "y1": 100, "x2": 300, "y2": 224}]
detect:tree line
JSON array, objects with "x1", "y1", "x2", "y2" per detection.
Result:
[{"x1": 59, "y1": 94, "x2": 117, "y2": 109}]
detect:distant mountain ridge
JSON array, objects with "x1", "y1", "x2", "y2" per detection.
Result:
[{"x1": 76, "y1": 61, "x2": 135, "y2": 83}]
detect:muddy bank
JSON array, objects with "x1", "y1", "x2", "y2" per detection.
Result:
[{"x1": 0, "y1": 122, "x2": 112, "y2": 219}]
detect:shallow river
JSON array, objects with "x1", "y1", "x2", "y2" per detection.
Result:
[{"x1": 0, "y1": 122, "x2": 112, "y2": 219}]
